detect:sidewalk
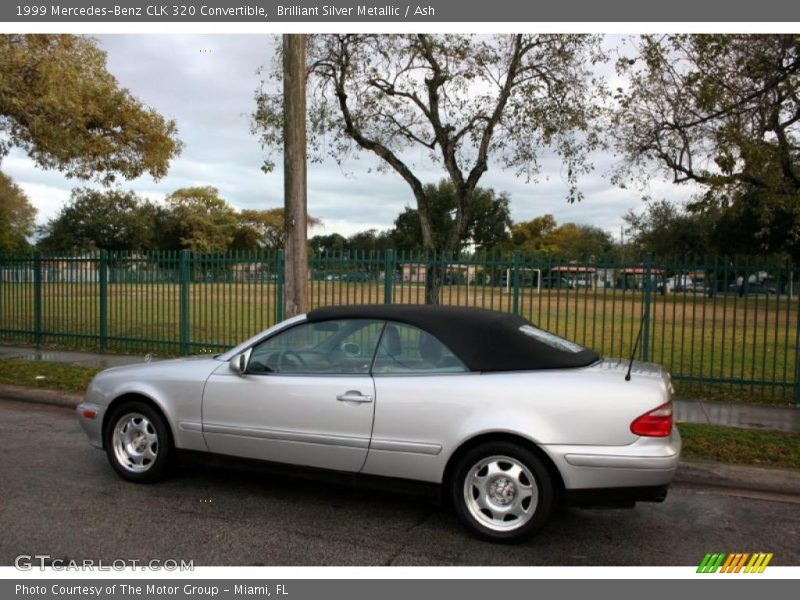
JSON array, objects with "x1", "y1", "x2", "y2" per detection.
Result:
[
  {"x1": 674, "y1": 398, "x2": 800, "y2": 434},
  {"x1": 1, "y1": 344, "x2": 798, "y2": 433}
]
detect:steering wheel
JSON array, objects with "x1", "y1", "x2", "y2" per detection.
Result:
[{"x1": 278, "y1": 349, "x2": 306, "y2": 371}]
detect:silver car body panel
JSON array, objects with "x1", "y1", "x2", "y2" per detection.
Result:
[
  {"x1": 201, "y1": 360, "x2": 375, "y2": 472},
  {"x1": 360, "y1": 363, "x2": 678, "y2": 486},
  {"x1": 78, "y1": 355, "x2": 221, "y2": 452},
  {"x1": 77, "y1": 314, "x2": 679, "y2": 491}
]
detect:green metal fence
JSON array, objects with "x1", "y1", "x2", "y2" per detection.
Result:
[{"x1": 0, "y1": 250, "x2": 798, "y2": 405}]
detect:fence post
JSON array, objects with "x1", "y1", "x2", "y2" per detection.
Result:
[
  {"x1": 98, "y1": 250, "x2": 108, "y2": 351},
  {"x1": 512, "y1": 250, "x2": 521, "y2": 315},
  {"x1": 275, "y1": 249, "x2": 285, "y2": 323},
  {"x1": 794, "y1": 272, "x2": 800, "y2": 406},
  {"x1": 641, "y1": 252, "x2": 653, "y2": 362},
  {"x1": 33, "y1": 252, "x2": 43, "y2": 346},
  {"x1": 179, "y1": 250, "x2": 190, "y2": 356},
  {"x1": 383, "y1": 249, "x2": 394, "y2": 304}
]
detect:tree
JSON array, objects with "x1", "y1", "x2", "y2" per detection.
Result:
[
  {"x1": 0, "y1": 172, "x2": 36, "y2": 252},
  {"x1": 544, "y1": 222, "x2": 614, "y2": 257},
  {"x1": 512, "y1": 214, "x2": 613, "y2": 256},
  {"x1": 37, "y1": 188, "x2": 164, "y2": 252},
  {"x1": 622, "y1": 200, "x2": 713, "y2": 258},
  {"x1": 282, "y1": 34, "x2": 309, "y2": 317},
  {"x1": 709, "y1": 188, "x2": 800, "y2": 259},
  {"x1": 309, "y1": 233, "x2": 347, "y2": 253},
  {"x1": 231, "y1": 207, "x2": 322, "y2": 251},
  {"x1": 254, "y1": 34, "x2": 606, "y2": 301},
  {"x1": 613, "y1": 35, "x2": 800, "y2": 251},
  {"x1": 165, "y1": 187, "x2": 239, "y2": 252},
  {"x1": 391, "y1": 180, "x2": 512, "y2": 253},
  {"x1": 347, "y1": 229, "x2": 394, "y2": 253},
  {"x1": 0, "y1": 35, "x2": 182, "y2": 183},
  {"x1": 511, "y1": 214, "x2": 558, "y2": 254}
]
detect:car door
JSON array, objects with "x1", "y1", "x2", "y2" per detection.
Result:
[
  {"x1": 202, "y1": 318, "x2": 384, "y2": 472},
  {"x1": 361, "y1": 321, "x2": 474, "y2": 482}
]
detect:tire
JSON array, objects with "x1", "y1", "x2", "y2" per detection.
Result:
[
  {"x1": 104, "y1": 400, "x2": 172, "y2": 483},
  {"x1": 450, "y1": 442, "x2": 555, "y2": 542}
]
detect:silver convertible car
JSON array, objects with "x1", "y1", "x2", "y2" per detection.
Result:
[{"x1": 77, "y1": 305, "x2": 680, "y2": 542}]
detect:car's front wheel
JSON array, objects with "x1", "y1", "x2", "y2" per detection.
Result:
[
  {"x1": 451, "y1": 442, "x2": 554, "y2": 542},
  {"x1": 104, "y1": 401, "x2": 171, "y2": 483}
]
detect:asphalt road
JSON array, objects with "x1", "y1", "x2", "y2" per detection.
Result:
[{"x1": 1, "y1": 398, "x2": 798, "y2": 567}]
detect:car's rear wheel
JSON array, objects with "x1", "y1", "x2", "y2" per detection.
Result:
[
  {"x1": 104, "y1": 401, "x2": 171, "y2": 483},
  {"x1": 451, "y1": 442, "x2": 554, "y2": 542}
]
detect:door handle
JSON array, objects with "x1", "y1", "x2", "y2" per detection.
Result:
[{"x1": 336, "y1": 391, "x2": 373, "y2": 403}]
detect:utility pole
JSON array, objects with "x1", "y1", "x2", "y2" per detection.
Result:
[{"x1": 283, "y1": 34, "x2": 308, "y2": 318}]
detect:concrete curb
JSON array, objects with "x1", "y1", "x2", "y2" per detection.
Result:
[
  {"x1": 0, "y1": 383, "x2": 83, "y2": 408},
  {"x1": 675, "y1": 459, "x2": 800, "y2": 497},
  {"x1": 2, "y1": 384, "x2": 798, "y2": 498}
]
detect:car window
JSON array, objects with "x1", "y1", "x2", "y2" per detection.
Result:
[
  {"x1": 246, "y1": 319, "x2": 384, "y2": 375},
  {"x1": 373, "y1": 322, "x2": 468, "y2": 374},
  {"x1": 518, "y1": 325, "x2": 585, "y2": 354}
]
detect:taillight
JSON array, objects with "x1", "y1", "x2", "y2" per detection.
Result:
[{"x1": 630, "y1": 402, "x2": 673, "y2": 437}]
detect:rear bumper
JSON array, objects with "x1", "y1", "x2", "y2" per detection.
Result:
[
  {"x1": 563, "y1": 484, "x2": 670, "y2": 507},
  {"x1": 542, "y1": 426, "x2": 681, "y2": 490}
]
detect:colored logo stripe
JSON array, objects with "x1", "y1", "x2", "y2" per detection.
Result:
[{"x1": 697, "y1": 552, "x2": 772, "y2": 573}]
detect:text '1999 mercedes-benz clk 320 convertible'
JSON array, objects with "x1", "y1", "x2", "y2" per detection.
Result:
[{"x1": 78, "y1": 305, "x2": 680, "y2": 541}]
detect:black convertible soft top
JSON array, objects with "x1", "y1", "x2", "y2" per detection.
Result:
[{"x1": 306, "y1": 305, "x2": 599, "y2": 372}]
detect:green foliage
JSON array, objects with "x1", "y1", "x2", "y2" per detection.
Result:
[
  {"x1": 37, "y1": 188, "x2": 165, "y2": 253},
  {"x1": 35, "y1": 186, "x2": 324, "y2": 254},
  {"x1": 309, "y1": 233, "x2": 347, "y2": 254},
  {"x1": 231, "y1": 207, "x2": 322, "y2": 251},
  {"x1": 0, "y1": 35, "x2": 182, "y2": 183},
  {"x1": 511, "y1": 215, "x2": 557, "y2": 253},
  {"x1": 614, "y1": 35, "x2": 800, "y2": 255},
  {"x1": 623, "y1": 200, "x2": 712, "y2": 258},
  {"x1": 165, "y1": 187, "x2": 239, "y2": 253},
  {"x1": 0, "y1": 172, "x2": 36, "y2": 252},
  {"x1": 706, "y1": 188, "x2": 800, "y2": 259},
  {"x1": 346, "y1": 229, "x2": 394, "y2": 253},
  {"x1": 512, "y1": 214, "x2": 612, "y2": 257},
  {"x1": 624, "y1": 196, "x2": 798, "y2": 259},
  {"x1": 544, "y1": 222, "x2": 614, "y2": 257},
  {"x1": 391, "y1": 180, "x2": 511, "y2": 253}
]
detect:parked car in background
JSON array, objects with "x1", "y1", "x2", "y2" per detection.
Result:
[
  {"x1": 728, "y1": 281, "x2": 777, "y2": 296},
  {"x1": 342, "y1": 271, "x2": 369, "y2": 282},
  {"x1": 77, "y1": 305, "x2": 680, "y2": 542}
]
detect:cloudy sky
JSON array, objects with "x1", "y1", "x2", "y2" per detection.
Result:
[{"x1": 3, "y1": 34, "x2": 696, "y2": 240}]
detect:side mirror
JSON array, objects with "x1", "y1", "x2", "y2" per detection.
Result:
[{"x1": 229, "y1": 350, "x2": 250, "y2": 375}]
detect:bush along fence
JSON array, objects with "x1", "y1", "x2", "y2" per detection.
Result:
[{"x1": 0, "y1": 249, "x2": 798, "y2": 406}]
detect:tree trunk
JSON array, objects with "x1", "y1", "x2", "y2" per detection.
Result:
[
  {"x1": 283, "y1": 34, "x2": 308, "y2": 318},
  {"x1": 424, "y1": 256, "x2": 443, "y2": 304}
]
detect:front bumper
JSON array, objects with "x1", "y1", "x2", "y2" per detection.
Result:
[
  {"x1": 542, "y1": 426, "x2": 681, "y2": 490},
  {"x1": 76, "y1": 402, "x2": 106, "y2": 449}
]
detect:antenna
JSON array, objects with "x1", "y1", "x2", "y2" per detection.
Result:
[{"x1": 625, "y1": 312, "x2": 646, "y2": 381}]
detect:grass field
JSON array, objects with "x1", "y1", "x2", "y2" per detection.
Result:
[
  {"x1": 678, "y1": 423, "x2": 800, "y2": 469},
  {"x1": 0, "y1": 359, "x2": 101, "y2": 393},
  {"x1": 1, "y1": 281, "x2": 798, "y2": 405}
]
